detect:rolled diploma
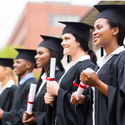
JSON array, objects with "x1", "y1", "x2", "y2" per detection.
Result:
[
  {"x1": 26, "y1": 83, "x2": 37, "y2": 113},
  {"x1": 76, "y1": 68, "x2": 94, "y2": 97},
  {"x1": 50, "y1": 58, "x2": 56, "y2": 79}
]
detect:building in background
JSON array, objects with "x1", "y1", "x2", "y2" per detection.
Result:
[{"x1": 7, "y1": 2, "x2": 92, "y2": 49}]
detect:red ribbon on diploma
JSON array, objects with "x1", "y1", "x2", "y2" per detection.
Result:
[
  {"x1": 46, "y1": 77, "x2": 55, "y2": 81},
  {"x1": 73, "y1": 80, "x2": 88, "y2": 89},
  {"x1": 28, "y1": 101, "x2": 34, "y2": 104},
  {"x1": 27, "y1": 94, "x2": 34, "y2": 104}
]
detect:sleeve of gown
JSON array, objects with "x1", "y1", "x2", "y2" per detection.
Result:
[
  {"x1": 2, "y1": 104, "x2": 26, "y2": 125},
  {"x1": 56, "y1": 87, "x2": 78, "y2": 125},
  {"x1": 108, "y1": 59, "x2": 125, "y2": 125}
]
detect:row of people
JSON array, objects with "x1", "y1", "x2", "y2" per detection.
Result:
[{"x1": 0, "y1": 4, "x2": 125, "y2": 125}]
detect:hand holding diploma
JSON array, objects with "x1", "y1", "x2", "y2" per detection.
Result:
[
  {"x1": 26, "y1": 83, "x2": 37, "y2": 113},
  {"x1": 76, "y1": 68, "x2": 94, "y2": 97}
]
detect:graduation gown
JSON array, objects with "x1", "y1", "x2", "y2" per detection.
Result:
[
  {"x1": 52, "y1": 60, "x2": 95, "y2": 125},
  {"x1": 94, "y1": 50, "x2": 125, "y2": 125},
  {"x1": 2, "y1": 77, "x2": 37, "y2": 125},
  {"x1": 32, "y1": 69, "x2": 63, "y2": 125},
  {"x1": 0, "y1": 85, "x2": 18, "y2": 111}
]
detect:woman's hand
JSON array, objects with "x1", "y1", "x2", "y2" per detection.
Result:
[
  {"x1": 80, "y1": 70, "x2": 108, "y2": 97},
  {"x1": 44, "y1": 92, "x2": 55, "y2": 106},
  {"x1": 22, "y1": 111, "x2": 36, "y2": 125},
  {"x1": 70, "y1": 91, "x2": 85, "y2": 105},
  {"x1": 80, "y1": 71, "x2": 100, "y2": 88},
  {"x1": 47, "y1": 81, "x2": 59, "y2": 96},
  {"x1": 0, "y1": 108, "x2": 4, "y2": 119}
]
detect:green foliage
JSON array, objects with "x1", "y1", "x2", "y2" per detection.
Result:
[{"x1": 0, "y1": 45, "x2": 22, "y2": 58}]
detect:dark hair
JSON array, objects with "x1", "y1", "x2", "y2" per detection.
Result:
[
  {"x1": 107, "y1": 18, "x2": 125, "y2": 46},
  {"x1": 36, "y1": 49, "x2": 64, "y2": 92},
  {"x1": 73, "y1": 34, "x2": 97, "y2": 65}
]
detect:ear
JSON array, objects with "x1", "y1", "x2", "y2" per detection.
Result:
[
  {"x1": 113, "y1": 27, "x2": 119, "y2": 36},
  {"x1": 26, "y1": 62, "x2": 31, "y2": 69}
]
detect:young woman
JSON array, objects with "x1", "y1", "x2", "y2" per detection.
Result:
[
  {"x1": 22, "y1": 35, "x2": 64, "y2": 125},
  {"x1": 0, "y1": 58, "x2": 18, "y2": 111},
  {"x1": 44, "y1": 22, "x2": 97, "y2": 125},
  {"x1": 78, "y1": 4, "x2": 125, "y2": 125},
  {"x1": 0, "y1": 58, "x2": 18, "y2": 124}
]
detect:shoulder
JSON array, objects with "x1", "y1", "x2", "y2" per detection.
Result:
[
  {"x1": 25, "y1": 77, "x2": 37, "y2": 85},
  {"x1": 77, "y1": 59, "x2": 95, "y2": 70}
]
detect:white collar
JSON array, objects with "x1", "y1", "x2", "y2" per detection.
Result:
[{"x1": 97, "y1": 46, "x2": 125, "y2": 67}]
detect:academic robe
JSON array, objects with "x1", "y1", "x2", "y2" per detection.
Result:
[
  {"x1": 2, "y1": 77, "x2": 37, "y2": 125},
  {"x1": 0, "y1": 85, "x2": 18, "y2": 125},
  {"x1": 0, "y1": 85, "x2": 18, "y2": 111},
  {"x1": 79, "y1": 51, "x2": 125, "y2": 125},
  {"x1": 52, "y1": 60, "x2": 95, "y2": 125},
  {"x1": 32, "y1": 69, "x2": 63, "y2": 125},
  {"x1": 95, "y1": 51, "x2": 125, "y2": 125}
]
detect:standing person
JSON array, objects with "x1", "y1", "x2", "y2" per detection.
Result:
[
  {"x1": 0, "y1": 48, "x2": 37, "y2": 125},
  {"x1": 44, "y1": 22, "x2": 97, "y2": 125},
  {"x1": 22, "y1": 35, "x2": 64, "y2": 125},
  {"x1": 79, "y1": 4, "x2": 125, "y2": 125},
  {"x1": 0, "y1": 58, "x2": 18, "y2": 125}
]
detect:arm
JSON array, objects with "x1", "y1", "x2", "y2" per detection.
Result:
[{"x1": 80, "y1": 71, "x2": 108, "y2": 97}]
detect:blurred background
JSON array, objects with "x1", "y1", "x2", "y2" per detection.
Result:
[{"x1": 0, "y1": 0, "x2": 124, "y2": 78}]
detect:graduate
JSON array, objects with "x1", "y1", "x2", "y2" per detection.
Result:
[
  {"x1": 78, "y1": 4, "x2": 125, "y2": 125},
  {"x1": 0, "y1": 49, "x2": 37, "y2": 125},
  {"x1": 22, "y1": 35, "x2": 64, "y2": 125},
  {"x1": 0, "y1": 58, "x2": 18, "y2": 125},
  {"x1": 44, "y1": 22, "x2": 97, "y2": 125}
]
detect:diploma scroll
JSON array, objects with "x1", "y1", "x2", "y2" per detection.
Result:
[
  {"x1": 26, "y1": 83, "x2": 37, "y2": 113},
  {"x1": 48, "y1": 58, "x2": 56, "y2": 81},
  {"x1": 76, "y1": 68, "x2": 94, "y2": 97}
]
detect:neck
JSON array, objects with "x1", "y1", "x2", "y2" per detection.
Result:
[
  {"x1": 20, "y1": 71, "x2": 31, "y2": 80},
  {"x1": 71, "y1": 48, "x2": 86, "y2": 62},
  {"x1": 104, "y1": 40, "x2": 119, "y2": 56}
]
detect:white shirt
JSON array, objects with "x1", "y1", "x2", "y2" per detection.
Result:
[
  {"x1": 36, "y1": 73, "x2": 47, "y2": 97},
  {"x1": 0, "y1": 79, "x2": 15, "y2": 95},
  {"x1": 92, "y1": 46, "x2": 125, "y2": 125},
  {"x1": 58, "y1": 55, "x2": 90, "y2": 86}
]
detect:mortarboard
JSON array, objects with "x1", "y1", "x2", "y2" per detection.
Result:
[
  {"x1": 0, "y1": 58, "x2": 14, "y2": 69},
  {"x1": 39, "y1": 35, "x2": 63, "y2": 59},
  {"x1": 94, "y1": 4, "x2": 125, "y2": 27},
  {"x1": 15, "y1": 48, "x2": 36, "y2": 64},
  {"x1": 59, "y1": 21, "x2": 93, "y2": 42}
]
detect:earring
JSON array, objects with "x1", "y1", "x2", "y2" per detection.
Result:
[{"x1": 113, "y1": 33, "x2": 115, "y2": 36}]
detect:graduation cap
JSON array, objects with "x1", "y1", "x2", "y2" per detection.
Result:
[
  {"x1": 94, "y1": 4, "x2": 125, "y2": 27},
  {"x1": 0, "y1": 58, "x2": 14, "y2": 69},
  {"x1": 39, "y1": 35, "x2": 63, "y2": 59},
  {"x1": 15, "y1": 48, "x2": 36, "y2": 64},
  {"x1": 59, "y1": 21, "x2": 93, "y2": 42}
]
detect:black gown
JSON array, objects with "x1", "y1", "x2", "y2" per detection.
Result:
[
  {"x1": 0, "y1": 85, "x2": 18, "y2": 125},
  {"x1": 52, "y1": 60, "x2": 95, "y2": 125},
  {"x1": 2, "y1": 77, "x2": 37, "y2": 125},
  {"x1": 0, "y1": 85, "x2": 18, "y2": 111},
  {"x1": 95, "y1": 50, "x2": 125, "y2": 125},
  {"x1": 32, "y1": 70, "x2": 63, "y2": 125},
  {"x1": 79, "y1": 50, "x2": 125, "y2": 125}
]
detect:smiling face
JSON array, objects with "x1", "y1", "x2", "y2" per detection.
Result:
[
  {"x1": 35, "y1": 47, "x2": 50, "y2": 70},
  {"x1": 93, "y1": 18, "x2": 115, "y2": 48},
  {"x1": 61, "y1": 33, "x2": 80, "y2": 56},
  {"x1": 13, "y1": 59, "x2": 28, "y2": 76}
]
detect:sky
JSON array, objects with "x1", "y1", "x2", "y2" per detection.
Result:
[{"x1": 0, "y1": 0, "x2": 100, "y2": 49}]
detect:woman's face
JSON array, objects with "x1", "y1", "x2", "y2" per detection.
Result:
[
  {"x1": 61, "y1": 33, "x2": 80, "y2": 56},
  {"x1": 0, "y1": 65, "x2": 7, "y2": 81},
  {"x1": 93, "y1": 18, "x2": 115, "y2": 48},
  {"x1": 35, "y1": 47, "x2": 50, "y2": 69}
]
